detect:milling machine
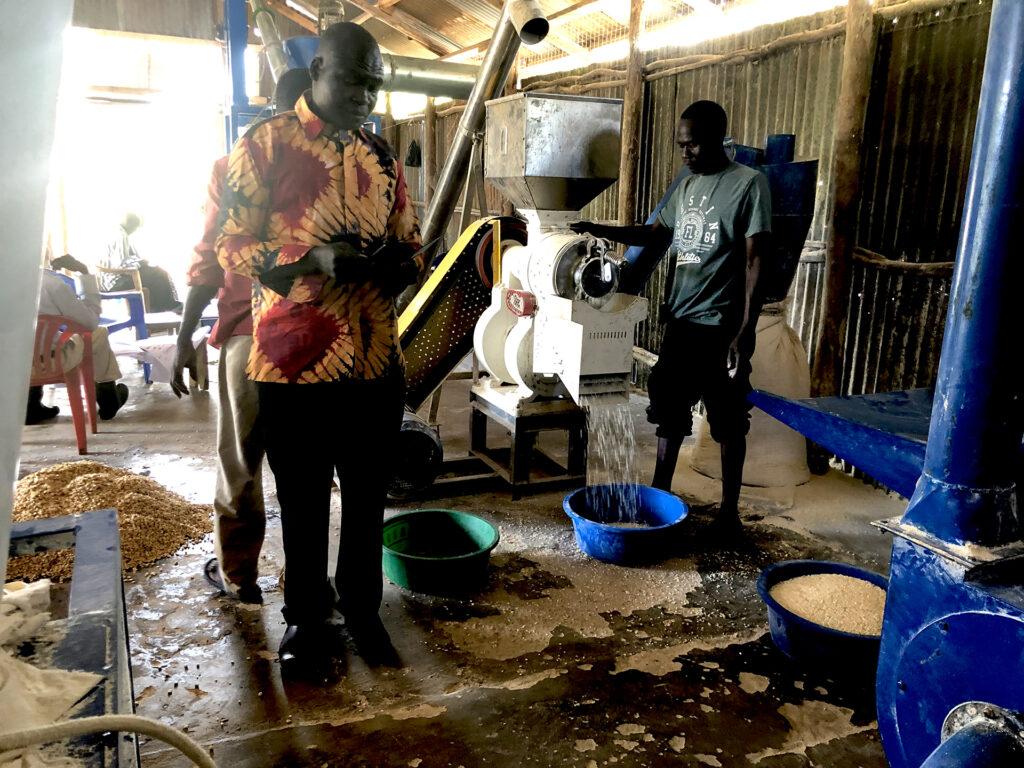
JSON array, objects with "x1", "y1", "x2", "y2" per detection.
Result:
[
  {"x1": 473, "y1": 93, "x2": 648, "y2": 409},
  {"x1": 463, "y1": 93, "x2": 648, "y2": 493}
]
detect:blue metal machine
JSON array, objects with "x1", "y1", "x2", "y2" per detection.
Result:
[
  {"x1": 749, "y1": 1, "x2": 1024, "y2": 764},
  {"x1": 223, "y1": 0, "x2": 262, "y2": 149}
]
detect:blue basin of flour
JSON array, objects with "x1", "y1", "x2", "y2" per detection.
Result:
[{"x1": 563, "y1": 484, "x2": 689, "y2": 565}]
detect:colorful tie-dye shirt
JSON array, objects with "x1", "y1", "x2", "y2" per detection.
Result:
[{"x1": 216, "y1": 92, "x2": 422, "y2": 384}]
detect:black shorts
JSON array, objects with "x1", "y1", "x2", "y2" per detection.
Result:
[{"x1": 645, "y1": 319, "x2": 754, "y2": 443}]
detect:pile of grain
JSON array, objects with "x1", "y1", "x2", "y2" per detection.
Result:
[
  {"x1": 7, "y1": 461, "x2": 212, "y2": 583},
  {"x1": 769, "y1": 573, "x2": 886, "y2": 636}
]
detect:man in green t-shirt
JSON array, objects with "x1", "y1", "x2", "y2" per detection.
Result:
[{"x1": 572, "y1": 100, "x2": 771, "y2": 538}]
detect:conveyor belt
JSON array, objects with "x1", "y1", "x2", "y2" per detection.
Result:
[{"x1": 399, "y1": 216, "x2": 527, "y2": 410}]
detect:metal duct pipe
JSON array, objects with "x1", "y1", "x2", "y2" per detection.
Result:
[
  {"x1": 902, "y1": 0, "x2": 1024, "y2": 546},
  {"x1": 381, "y1": 55, "x2": 478, "y2": 99},
  {"x1": 508, "y1": 0, "x2": 548, "y2": 45},
  {"x1": 318, "y1": 0, "x2": 345, "y2": 33},
  {"x1": 250, "y1": 1, "x2": 290, "y2": 82},
  {"x1": 417, "y1": 0, "x2": 549, "y2": 262}
]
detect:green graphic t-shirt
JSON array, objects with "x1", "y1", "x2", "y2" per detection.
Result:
[{"x1": 657, "y1": 161, "x2": 771, "y2": 330}]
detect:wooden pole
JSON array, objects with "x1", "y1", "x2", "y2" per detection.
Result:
[
  {"x1": 383, "y1": 92, "x2": 395, "y2": 147},
  {"x1": 423, "y1": 97, "x2": 437, "y2": 209},
  {"x1": 617, "y1": 0, "x2": 644, "y2": 226},
  {"x1": 811, "y1": 0, "x2": 876, "y2": 399}
]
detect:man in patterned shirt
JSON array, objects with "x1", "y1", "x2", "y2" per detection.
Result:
[{"x1": 217, "y1": 23, "x2": 423, "y2": 676}]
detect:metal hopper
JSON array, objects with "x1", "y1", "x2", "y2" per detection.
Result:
[{"x1": 484, "y1": 92, "x2": 623, "y2": 213}]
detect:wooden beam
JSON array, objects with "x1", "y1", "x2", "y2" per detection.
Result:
[
  {"x1": 811, "y1": 0, "x2": 876, "y2": 399},
  {"x1": 442, "y1": 0, "x2": 604, "y2": 61},
  {"x1": 445, "y1": 0, "x2": 591, "y2": 64},
  {"x1": 547, "y1": 0, "x2": 605, "y2": 25},
  {"x1": 378, "y1": 0, "x2": 404, "y2": 7},
  {"x1": 265, "y1": 0, "x2": 317, "y2": 33},
  {"x1": 383, "y1": 91, "x2": 395, "y2": 145},
  {"x1": 617, "y1": 0, "x2": 643, "y2": 227},
  {"x1": 682, "y1": 0, "x2": 724, "y2": 15},
  {"x1": 344, "y1": 0, "x2": 457, "y2": 56},
  {"x1": 423, "y1": 97, "x2": 437, "y2": 206}
]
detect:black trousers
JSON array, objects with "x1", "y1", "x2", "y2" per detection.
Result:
[
  {"x1": 646, "y1": 319, "x2": 755, "y2": 443},
  {"x1": 258, "y1": 372, "x2": 405, "y2": 626}
]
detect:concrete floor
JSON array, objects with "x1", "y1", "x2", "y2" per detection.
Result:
[{"x1": 18, "y1": 356, "x2": 908, "y2": 768}]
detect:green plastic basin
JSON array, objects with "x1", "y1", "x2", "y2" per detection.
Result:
[{"x1": 382, "y1": 509, "x2": 500, "y2": 596}]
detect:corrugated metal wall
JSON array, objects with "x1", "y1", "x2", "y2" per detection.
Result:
[
  {"x1": 626, "y1": 8, "x2": 847, "y2": 387},
  {"x1": 842, "y1": 0, "x2": 990, "y2": 396},
  {"x1": 72, "y1": 0, "x2": 310, "y2": 43},
  {"x1": 356, "y1": 2, "x2": 992, "y2": 403}
]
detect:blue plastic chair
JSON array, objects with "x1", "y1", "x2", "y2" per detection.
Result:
[{"x1": 99, "y1": 291, "x2": 151, "y2": 382}]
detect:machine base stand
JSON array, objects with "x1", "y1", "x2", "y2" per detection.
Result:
[{"x1": 467, "y1": 383, "x2": 587, "y2": 499}]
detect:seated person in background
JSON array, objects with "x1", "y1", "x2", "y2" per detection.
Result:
[
  {"x1": 100, "y1": 212, "x2": 182, "y2": 311},
  {"x1": 99, "y1": 212, "x2": 143, "y2": 291},
  {"x1": 28, "y1": 254, "x2": 130, "y2": 425}
]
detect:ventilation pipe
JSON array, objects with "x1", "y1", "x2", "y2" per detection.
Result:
[
  {"x1": 318, "y1": 0, "x2": 345, "y2": 33},
  {"x1": 381, "y1": 55, "x2": 478, "y2": 99},
  {"x1": 282, "y1": 36, "x2": 480, "y2": 100},
  {"x1": 249, "y1": 1, "x2": 290, "y2": 81},
  {"x1": 417, "y1": 0, "x2": 549, "y2": 262}
]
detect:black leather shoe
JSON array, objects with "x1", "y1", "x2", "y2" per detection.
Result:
[
  {"x1": 347, "y1": 614, "x2": 400, "y2": 668},
  {"x1": 279, "y1": 624, "x2": 328, "y2": 678},
  {"x1": 26, "y1": 404, "x2": 60, "y2": 425},
  {"x1": 97, "y1": 382, "x2": 129, "y2": 421},
  {"x1": 202, "y1": 558, "x2": 263, "y2": 604}
]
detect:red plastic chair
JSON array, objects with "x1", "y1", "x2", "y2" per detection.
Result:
[{"x1": 30, "y1": 315, "x2": 98, "y2": 454}]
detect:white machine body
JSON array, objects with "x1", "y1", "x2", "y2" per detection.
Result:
[
  {"x1": 474, "y1": 92, "x2": 644, "y2": 406},
  {"x1": 474, "y1": 214, "x2": 648, "y2": 405}
]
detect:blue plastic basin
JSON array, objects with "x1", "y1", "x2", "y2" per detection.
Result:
[
  {"x1": 757, "y1": 559, "x2": 889, "y2": 669},
  {"x1": 562, "y1": 484, "x2": 689, "y2": 566}
]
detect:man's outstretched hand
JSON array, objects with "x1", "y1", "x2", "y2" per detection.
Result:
[
  {"x1": 171, "y1": 337, "x2": 198, "y2": 398},
  {"x1": 569, "y1": 221, "x2": 597, "y2": 236},
  {"x1": 51, "y1": 254, "x2": 90, "y2": 274}
]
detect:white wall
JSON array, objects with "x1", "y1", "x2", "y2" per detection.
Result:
[{"x1": 0, "y1": 0, "x2": 75, "y2": 581}]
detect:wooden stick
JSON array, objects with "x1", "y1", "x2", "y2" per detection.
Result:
[
  {"x1": 523, "y1": 67, "x2": 627, "y2": 89},
  {"x1": 618, "y1": 0, "x2": 645, "y2": 227},
  {"x1": 424, "y1": 97, "x2": 437, "y2": 207},
  {"x1": 436, "y1": 103, "x2": 468, "y2": 118},
  {"x1": 264, "y1": 0, "x2": 317, "y2": 33},
  {"x1": 344, "y1": 0, "x2": 456, "y2": 56},
  {"x1": 811, "y1": 0, "x2": 875, "y2": 398},
  {"x1": 645, "y1": 23, "x2": 845, "y2": 81},
  {"x1": 876, "y1": 0, "x2": 982, "y2": 20},
  {"x1": 853, "y1": 247, "x2": 955, "y2": 273}
]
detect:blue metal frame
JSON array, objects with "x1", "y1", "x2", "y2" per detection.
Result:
[
  {"x1": 224, "y1": 0, "x2": 255, "y2": 150},
  {"x1": 746, "y1": 1, "x2": 1024, "y2": 765},
  {"x1": 877, "y1": 3, "x2": 1024, "y2": 765},
  {"x1": 877, "y1": 539, "x2": 1024, "y2": 768},
  {"x1": 748, "y1": 388, "x2": 929, "y2": 498}
]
